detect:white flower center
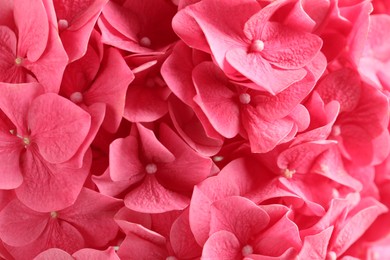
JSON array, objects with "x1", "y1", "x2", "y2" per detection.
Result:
[
  {"x1": 145, "y1": 163, "x2": 157, "y2": 174},
  {"x1": 70, "y1": 92, "x2": 83, "y2": 104},
  {"x1": 140, "y1": 37, "x2": 152, "y2": 47},
  {"x1": 15, "y1": 57, "x2": 23, "y2": 66},
  {"x1": 250, "y1": 40, "x2": 265, "y2": 52},
  {"x1": 58, "y1": 19, "x2": 69, "y2": 31},
  {"x1": 331, "y1": 125, "x2": 341, "y2": 136},
  {"x1": 282, "y1": 168, "x2": 295, "y2": 179},
  {"x1": 50, "y1": 211, "x2": 58, "y2": 218},
  {"x1": 239, "y1": 93, "x2": 251, "y2": 104},
  {"x1": 212, "y1": 155, "x2": 224, "y2": 162},
  {"x1": 242, "y1": 245, "x2": 254, "y2": 256},
  {"x1": 327, "y1": 251, "x2": 337, "y2": 260}
]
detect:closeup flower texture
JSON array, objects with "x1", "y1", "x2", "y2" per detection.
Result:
[{"x1": 1, "y1": 0, "x2": 390, "y2": 259}]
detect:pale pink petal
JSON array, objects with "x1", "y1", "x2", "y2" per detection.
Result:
[
  {"x1": 72, "y1": 247, "x2": 120, "y2": 260},
  {"x1": 297, "y1": 227, "x2": 333, "y2": 259}
]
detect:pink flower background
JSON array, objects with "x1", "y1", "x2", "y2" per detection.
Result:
[{"x1": 1, "y1": 0, "x2": 390, "y2": 259}]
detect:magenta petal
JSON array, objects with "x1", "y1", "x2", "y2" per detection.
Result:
[
  {"x1": 29, "y1": 93, "x2": 91, "y2": 164},
  {"x1": 0, "y1": 199, "x2": 47, "y2": 247},
  {"x1": 14, "y1": 0, "x2": 49, "y2": 61},
  {"x1": 124, "y1": 175, "x2": 190, "y2": 213},
  {"x1": 15, "y1": 150, "x2": 91, "y2": 212},
  {"x1": 226, "y1": 47, "x2": 307, "y2": 94},
  {"x1": 202, "y1": 230, "x2": 241, "y2": 260},
  {"x1": 260, "y1": 22, "x2": 322, "y2": 69},
  {"x1": 193, "y1": 62, "x2": 240, "y2": 138}
]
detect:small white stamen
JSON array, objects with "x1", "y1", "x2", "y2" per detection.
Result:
[
  {"x1": 140, "y1": 37, "x2": 152, "y2": 47},
  {"x1": 9, "y1": 129, "x2": 16, "y2": 135},
  {"x1": 70, "y1": 92, "x2": 83, "y2": 104},
  {"x1": 327, "y1": 251, "x2": 337, "y2": 260},
  {"x1": 250, "y1": 39, "x2": 265, "y2": 52},
  {"x1": 242, "y1": 245, "x2": 254, "y2": 256},
  {"x1": 58, "y1": 19, "x2": 69, "y2": 31},
  {"x1": 332, "y1": 125, "x2": 341, "y2": 136},
  {"x1": 212, "y1": 155, "x2": 224, "y2": 162},
  {"x1": 15, "y1": 57, "x2": 23, "y2": 66},
  {"x1": 23, "y1": 137, "x2": 30, "y2": 146},
  {"x1": 145, "y1": 163, "x2": 157, "y2": 174},
  {"x1": 239, "y1": 93, "x2": 251, "y2": 104},
  {"x1": 50, "y1": 211, "x2": 58, "y2": 218},
  {"x1": 282, "y1": 168, "x2": 295, "y2": 179},
  {"x1": 332, "y1": 188, "x2": 340, "y2": 198},
  {"x1": 113, "y1": 246, "x2": 120, "y2": 251}
]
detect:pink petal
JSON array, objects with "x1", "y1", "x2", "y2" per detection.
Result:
[
  {"x1": 24, "y1": 19, "x2": 69, "y2": 93},
  {"x1": 14, "y1": 0, "x2": 49, "y2": 61},
  {"x1": 226, "y1": 47, "x2": 307, "y2": 94},
  {"x1": 170, "y1": 208, "x2": 202, "y2": 258},
  {"x1": 157, "y1": 123, "x2": 212, "y2": 192},
  {"x1": 0, "y1": 199, "x2": 48, "y2": 247},
  {"x1": 242, "y1": 105, "x2": 294, "y2": 153},
  {"x1": 168, "y1": 96, "x2": 223, "y2": 157},
  {"x1": 331, "y1": 198, "x2": 388, "y2": 256},
  {"x1": 0, "y1": 25, "x2": 18, "y2": 83},
  {"x1": 193, "y1": 62, "x2": 240, "y2": 138},
  {"x1": 109, "y1": 135, "x2": 144, "y2": 182},
  {"x1": 118, "y1": 233, "x2": 168, "y2": 260},
  {"x1": 315, "y1": 68, "x2": 361, "y2": 112},
  {"x1": 72, "y1": 248, "x2": 120, "y2": 260},
  {"x1": 209, "y1": 196, "x2": 270, "y2": 244},
  {"x1": 253, "y1": 211, "x2": 301, "y2": 256},
  {"x1": 85, "y1": 47, "x2": 134, "y2": 132},
  {"x1": 136, "y1": 123, "x2": 175, "y2": 163},
  {"x1": 54, "y1": 0, "x2": 109, "y2": 61},
  {"x1": 202, "y1": 230, "x2": 241, "y2": 260},
  {"x1": 297, "y1": 227, "x2": 333, "y2": 259},
  {"x1": 15, "y1": 149, "x2": 91, "y2": 212},
  {"x1": 0, "y1": 82, "x2": 44, "y2": 133},
  {"x1": 260, "y1": 22, "x2": 322, "y2": 69},
  {"x1": 179, "y1": 0, "x2": 260, "y2": 69},
  {"x1": 29, "y1": 93, "x2": 91, "y2": 164},
  {"x1": 59, "y1": 188, "x2": 122, "y2": 248},
  {"x1": 124, "y1": 175, "x2": 190, "y2": 213},
  {"x1": 34, "y1": 248, "x2": 73, "y2": 260}
]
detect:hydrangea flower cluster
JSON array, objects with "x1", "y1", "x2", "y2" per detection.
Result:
[{"x1": 1, "y1": 0, "x2": 390, "y2": 259}]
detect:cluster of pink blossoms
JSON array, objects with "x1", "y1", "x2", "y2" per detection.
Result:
[{"x1": 1, "y1": 0, "x2": 390, "y2": 259}]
